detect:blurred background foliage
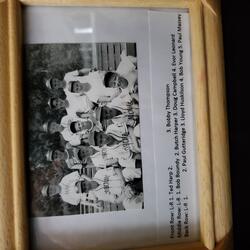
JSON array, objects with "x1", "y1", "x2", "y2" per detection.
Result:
[{"x1": 24, "y1": 43, "x2": 92, "y2": 216}]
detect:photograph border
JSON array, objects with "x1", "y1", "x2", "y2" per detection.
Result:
[{"x1": 0, "y1": 0, "x2": 232, "y2": 249}]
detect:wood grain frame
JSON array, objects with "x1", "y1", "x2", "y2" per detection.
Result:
[{"x1": 0, "y1": 0, "x2": 232, "y2": 249}]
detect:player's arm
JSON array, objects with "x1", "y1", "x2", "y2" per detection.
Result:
[
  {"x1": 76, "y1": 111, "x2": 91, "y2": 119},
  {"x1": 128, "y1": 127, "x2": 140, "y2": 152},
  {"x1": 109, "y1": 88, "x2": 123, "y2": 101},
  {"x1": 89, "y1": 115, "x2": 99, "y2": 127},
  {"x1": 78, "y1": 68, "x2": 92, "y2": 76},
  {"x1": 79, "y1": 174, "x2": 93, "y2": 182},
  {"x1": 97, "y1": 96, "x2": 112, "y2": 104},
  {"x1": 85, "y1": 163, "x2": 98, "y2": 169},
  {"x1": 113, "y1": 167, "x2": 126, "y2": 186},
  {"x1": 120, "y1": 50, "x2": 137, "y2": 66},
  {"x1": 69, "y1": 136, "x2": 81, "y2": 147},
  {"x1": 127, "y1": 56, "x2": 137, "y2": 66},
  {"x1": 98, "y1": 89, "x2": 122, "y2": 103},
  {"x1": 71, "y1": 163, "x2": 83, "y2": 170}
]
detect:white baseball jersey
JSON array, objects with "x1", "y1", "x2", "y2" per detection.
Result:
[
  {"x1": 60, "y1": 115, "x2": 91, "y2": 146},
  {"x1": 89, "y1": 168, "x2": 124, "y2": 203},
  {"x1": 59, "y1": 172, "x2": 88, "y2": 205},
  {"x1": 90, "y1": 144, "x2": 134, "y2": 169}
]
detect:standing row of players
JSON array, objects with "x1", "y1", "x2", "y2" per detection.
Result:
[{"x1": 40, "y1": 50, "x2": 144, "y2": 211}]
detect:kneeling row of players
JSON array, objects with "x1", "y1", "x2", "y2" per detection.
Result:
[{"x1": 41, "y1": 165, "x2": 143, "y2": 211}]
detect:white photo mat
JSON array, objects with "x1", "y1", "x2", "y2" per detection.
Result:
[{"x1": 23, "y1": 7, "x2": 199, "y2": 250}]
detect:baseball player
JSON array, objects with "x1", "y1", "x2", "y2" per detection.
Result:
[{"x1": 41, "y1": 171, "x2": 101, "y2": 208}]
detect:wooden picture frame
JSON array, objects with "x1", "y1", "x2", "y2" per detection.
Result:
[{"x1": 0, "y1": 0, "x2": 232, "y2": 249}]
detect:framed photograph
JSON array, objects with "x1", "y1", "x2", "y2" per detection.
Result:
[{"x1": 0, "y1": 0, "x2": 232, "y2": 250}]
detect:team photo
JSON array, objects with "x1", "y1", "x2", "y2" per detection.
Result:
[{"x1": 24, "y1": 42, "x2": 144, "y2": 217}]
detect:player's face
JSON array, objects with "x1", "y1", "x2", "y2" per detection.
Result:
[
  {"x1": 48, "y1": 184, "x2": 60, "y2": 196},
  {"x1": 51, "y1": 78, "x2": 64, "y2": 89},
  {"x1": 72, "y1": 81, "x2": 91, "y2": 93},
  {"x1": 74, "y1": 121, "x2": 84, "y2": 132},
  {"x1": 49, "y1": 122, "x2": 60, "y2": 134},
  {"x1": 108, "y1": 74, "x2": 128, "y2": 89},
  {"x1": 95, "y1": 132, "x2": 111, "y2": 146},
  {"x1": 74, "y1": 120, "x2": 92, "y2": 132},
  {"x1": 52, "y1": 98, "x2": 65, "y2": 109},
  {"x1": 52, "y1": 150, "x2": 66, "y2": 161},
  {"x1": 79, "y1": 146, "x2": 95, "y2": 159},
  {"x1": 72, "y1": 81, "x2": 82, "y2": 93},
  {"x1": 102, "y1": 107, "x2": 122, "y2": 120}
]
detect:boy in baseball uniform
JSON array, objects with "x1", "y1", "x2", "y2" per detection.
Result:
[
  {"x1": 45, "y1": 68, "x2": 92, "y2": 96},
  {"x1": 78, "y1": 167, "x2": 143, "y2": 209},
  {"x1": 41, "y1": 171, "x2": 101, "y2": 209},
  {"x1": 48, "y1": 95, "x2": 94, "y2": 117}
]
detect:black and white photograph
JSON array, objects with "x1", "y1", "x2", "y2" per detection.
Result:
[
  {"x1": 23, "y1": 7, "x2": 200, "y2": 249},
  {"x1": 24, "y1": 42, "x2": 144, "y2": 217}
]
